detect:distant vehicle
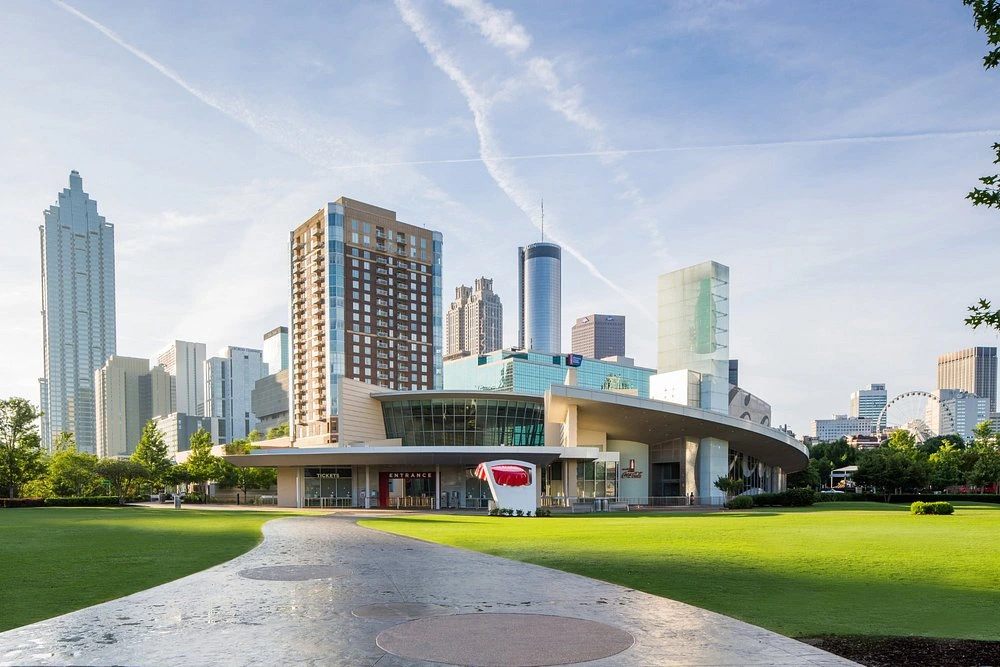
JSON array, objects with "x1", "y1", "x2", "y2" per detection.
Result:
[{"x1": 820, "y1": 488, "x2": 845, "y2": 494}]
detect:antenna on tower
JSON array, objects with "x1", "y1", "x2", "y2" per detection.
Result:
[{"x1": 540, "y1": 198, "x2": 545, "y2": 242}]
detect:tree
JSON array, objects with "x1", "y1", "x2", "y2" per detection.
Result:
[
  {"x1": 47, "y1": 433, "x2": 100, "y2": 497},
  {"x1": 164, "y1": 462, "x2": 191, "y2": 491},
  {"x1": 787, "y1": 458, "x2": 822, "y2": 489},
  {"x1": 714, "y1": 476, "x2": 744, "y2": 499},
  {"x1": 131, "y1": 421, "x2": 171, "y2": 489},
  {"x1": 885, "y1": 429, "x2": 918, "y2": 453},
  {"x1": 962, "y1": 2, "x2": 1000, "y2": 327},
  {"x1": 929, "y1": 443, "x2": 965, "y2": 491},
  {"x1": 970, "y1": 449, "x2": 1000, "y2": 491},
  {"x1": 265, "y1": 422, "x2": 289, "y2": 440},
  {"x1": 971, "y1": 420, "x2": 997, "y2": 450},
  {"x1": 0, "y1": 398, "x2": 46, "y2": 498},
  {"x1": 186, "y1": 428, "x2": 221, "y2": 502},
  {"x1": 854, "y1": 448, "x2": 929, "y2": 500},
  {"x1": 95, "y1": 459, "x2": 149, "y2": 505}
]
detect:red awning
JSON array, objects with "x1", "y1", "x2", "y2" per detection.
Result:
[{"x1": 474, "y1": 463, "x2": 530, "y2": 487}]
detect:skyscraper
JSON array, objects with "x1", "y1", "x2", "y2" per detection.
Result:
[
  {"x1": 850, "y1": 383, "x2": 887, "y2": 421},
  {"x1": 95, "y1": 356, "x2": 173, "y2": 458},
  {"x1": 262, "y1": 326, "x2": 289, "y2": 374},
  {"x1": 937, "y1": 347, "x2": 997, "y2": 413},
  {"x1": 157, "y1": 340, "x2": 206, "y2": 416},
  {"x1": 290, "y1": 198, "x2": 442, "y2": 443},
  {"x1": 205, "y1": 346, "x2": 267, "y2": 444},
  {"x1": 571, "y1": 314, "x2": 625, "y2": 359},
  {"x1": 518, "y1": 242, "x2": 561, "y2": 353},
  {"x1": 445, "y1": 277, "x2": 503, "y2": 358},
  {"x1": 39, "y1": 171, "x2": 116, "y2": 453}
]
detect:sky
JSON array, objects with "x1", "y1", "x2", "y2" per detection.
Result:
[{"x1": 1, "y1": 0, "x2": 998, "y2": 437}]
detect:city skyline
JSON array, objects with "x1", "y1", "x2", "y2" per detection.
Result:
[{"x1": 2, "y1": 1, "x2": 1000, "y2": 437}]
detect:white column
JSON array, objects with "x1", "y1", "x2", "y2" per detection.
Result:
[
  {"x1": 697, "y1": 437, "x2": 729, "y2": 505},
  {"x1": 435, "y1": 464, "x2": 441, "y2": 510},
  {"x1": 364, "y1": 465, "x2": 370, "y2": 509}
]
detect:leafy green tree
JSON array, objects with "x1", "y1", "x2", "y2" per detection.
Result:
[
  {"x1": 714, "y1": 476, "x2": 744, "y2": 499},
  {"x1": 962, "y1": 2, "x2": 1000, "y2": 327},
  {"x1": 164, "y1": 462, "x2": 191, "y2": 491},
  {"x1": 918, "y1": 434, "x2": 965, "y2": 456},
  {"x1": 929, "y1": 443, "x2": 965, "y2": 491},
  {"x1": 47, "y1": 433, "x2": 100, "y2": 497},
  {"x1": 0, "y1": 398, "x2": 46, "y2": 498},
  {"x1": 131, "y1": 421, "x2": 172, "y2": 489},
  {"x1": 808, "y1": 439, "x2": 857, "y2": 468},
  {"x1": 885, "y1": 429, "x2": 918, "y2": 453},
  {"x1": 186, "y1": 428, "x2": 221, "y2": 502},
  {"x1": 970, "y1": 449, "x2": 1000, "y2": 491},
  {"x1": 95, "y1": 459, "x2": 149, "y2": 505},
  {"x1": 265, "y1": 422, "x2": 289, "y2": 440},
  {"x1": 854, "y1": 448, "x2": 929, "y2": 500},
  {"x1": 787, "y1": 458, "x2": 822, "y2": 489},
  {"x1": 971, "y1": 420, "x2": 997, "y2": 450}
]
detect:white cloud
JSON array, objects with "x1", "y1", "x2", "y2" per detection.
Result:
[{"x1": 443, "y1": 0, "x2": 531, "y2": 56}]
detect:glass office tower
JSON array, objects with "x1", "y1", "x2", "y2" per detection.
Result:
[
  {"x1": 39, "y1": 171, "x2": 116, "y2": 453},
  {"x1": 518, "y1": 242, "x2": 561, "y2": 354}
]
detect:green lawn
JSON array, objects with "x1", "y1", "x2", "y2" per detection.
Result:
[
  {"x1": 0, "y1": 507, "x2": 294, "y2": 632},
  {"x1": 361, "y1": 502, "x2": 1000, "y2": 639}
]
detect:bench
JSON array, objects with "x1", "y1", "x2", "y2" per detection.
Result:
[
  {"x1": 570, "y1": 503, "x2": 594, "y2": 513},
  {"x1": 608, "y1": 502, "x2": 630, "y2": 512}
]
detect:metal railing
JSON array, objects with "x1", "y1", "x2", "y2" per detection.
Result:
[
  {"x1": 539, "y1": 495, "x2": 724, "y2": 509},
  {"x1": 303, "y1": 497, "x2": 354, "y2": 508}
]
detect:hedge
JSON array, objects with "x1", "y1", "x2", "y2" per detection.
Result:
[
  {"x1": 0, "y1": 498, "x2": 45, "y2": 508},
  {"x1": 816, "y1": 493, "x2": 1000, "y2": 505},
  {"x1": 911, "y1": 501, "x2": 955, "y2": 515},
  {"x1": 43, "y1": 496, "x2": 120, "y2": 507},
  {"x1": 751, "y1": 488, "x2": 818, "y2": 507},
  {"x1": 726, "y1": 495, "x2": 754, "y2": 510}
]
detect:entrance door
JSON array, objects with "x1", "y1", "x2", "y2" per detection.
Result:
[{"x1": 378, "y1": 472, "x2": 390, "y2": 508}]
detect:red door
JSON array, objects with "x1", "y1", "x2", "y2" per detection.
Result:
[{"x1": 378, "y1": 472, "x2": 390, "y2": 508}]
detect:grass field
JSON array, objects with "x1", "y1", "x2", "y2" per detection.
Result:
[
  {"x1": 0, "y1": 507, "x2": 293, "y2": 632},
  {"x1": 361, "y1": 502, "x2": 1000, "y2": 639}
]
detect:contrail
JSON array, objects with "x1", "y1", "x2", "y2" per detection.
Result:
[{"x1": 328, "y1": 129, "x2": 1000, "y2": 170}]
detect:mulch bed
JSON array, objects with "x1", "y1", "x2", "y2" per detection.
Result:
[{"x1": 801, "y1": 636, "x2": 1000, "y2": 666}]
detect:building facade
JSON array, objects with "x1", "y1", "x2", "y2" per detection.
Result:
[
  {"x1": 290, "y1": 198, "x2": 443, "y2": 445},
  {"x1": 153, "y1": 412, "x2": 220, "y2": 459},
  {"x1": 157, "y1": 340, "x2": 206, "y2": 416},
  {"x1": 928, "y1": 389, "x2": 989, "y2": 442},
  {"x1": 518, "y1": 242, "x2": 561, "y2": 353},
  {"x1": 445, "y1": 277, "x2": 503, "y2": 358},
  {"x1": 39, "y1": 171, "x2": 116, "y2": 453},
  {"x1": 937, "y1": 347, "x2": 997, "y2": 413},
  {"x1": 571, "y1": 314, "x2": 625, "y2": 360},
  {"x1": 205, "y1": 346, "x2": 267, "y2": 444},
  {"x1": 252, "y1": 369, "x2": 290, "y2": 434},
  {"x1": 810, "y1": 415, "x2": 876, "y2": 441},
  {"x1": 444, "y1": 349, "x2": 655, "y2": 397},
  {"x1": 850, "y1": 383, "x2": 887, "y2": 420},
  {"x1": 263, "y1": 326, "x2": 289, "y2": 374},
  {"x1": 94, "y1": 356, "x2": 173, "y2": 458}
]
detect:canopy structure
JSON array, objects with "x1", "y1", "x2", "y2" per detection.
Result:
[{"x1": 475, "y1": 462, "x2": 531, "y2": 487}]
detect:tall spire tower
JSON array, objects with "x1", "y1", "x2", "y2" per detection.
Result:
[{"x1": 39, "y1": 171, "x2": 117, "y2": 453}]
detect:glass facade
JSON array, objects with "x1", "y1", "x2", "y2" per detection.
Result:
[
  {"x1": 444, "y1": 350, "x2": 655, "y2": 397},
  {"x1": 304, "y1": 466, "x2": 353, "y2": 507},
  {"x1": 519, "y1": 243, "x2": 561, "y2": 353},
  {"x1": 431, "y1": 231, "x2": 444, "y2": 389},
  {"x1": 327, "y1": 204, "x2": 346, "y2": 419},
  {"x1": 576, "y1": 460, "x2": 617, "y2": 498},
  {"x1": 381, "y1": 397, "x2": 544, "y2": 446},
  {"x1": 657, "y1": 261, "x2": 729, "y2": 378}
]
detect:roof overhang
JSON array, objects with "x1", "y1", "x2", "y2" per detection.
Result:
[
  {"x1": 225, "y1": 446, "x2": 597, "y2": 468},
  {"x1": 546, "y1": 385, "x2": 809, "y2": 472},
  {"x1": 371, "y1": 390, "x2": 543, "y2": 404}
]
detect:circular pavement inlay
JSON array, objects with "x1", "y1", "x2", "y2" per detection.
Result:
[
  {"x1": 375, "y1": 613, "x2": 635, "y2": 667},
  {"x1": 352, "y1": 602, "x2": 455, "y2": 621},
  {"x1": 238, "y1": 565, "x2": 340, "y2": 581}
]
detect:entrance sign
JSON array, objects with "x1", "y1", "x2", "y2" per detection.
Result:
[{"x1": 388, "y1": 472, "x2": 434, "y2": 479}]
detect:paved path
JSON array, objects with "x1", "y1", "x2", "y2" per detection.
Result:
[{"x1": 0, "y1": 515, "x2": 856, "y2": 666}]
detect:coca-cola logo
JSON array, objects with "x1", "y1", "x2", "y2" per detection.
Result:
[{"x1": 621, "y1": 458, "x2": 643, "y2": 479}]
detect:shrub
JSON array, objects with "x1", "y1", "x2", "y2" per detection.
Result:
[
  {"x1": 488, "y1": 507, "x2": 499, "y2": 516},
  {"x1": 535, "y1": 508, "x2": 551, "y2": 517},
  {"x1": 911, "y1": 501, "x2": 926, "y2": 515},
  {"x1": 0, "y1": 498, "x2": 45, "y2": 508},
  {"x1": 44, "y1": 496, "x2": 119, "y2": 507},
  {"x1": 524, "y1": 510, "x2": 532, "y2": 517},
  {"x1": 182, "y1": 492, "x2": 203, "y2": 504},
  {"x1": 514, "y1": 509, "x2": 524, "y2": 516},
  {"x1": 784, "y1": 488, "x2": 819, "y2": 506},
  {"x1": 726, "y1": 495, "x2": 754, "y2": 510},
  {"x1": 912, "y1": 501, "x2": 955, "y2": 515}
]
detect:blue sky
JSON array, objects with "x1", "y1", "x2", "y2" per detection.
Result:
[{"x1": 1, "y1": 0, "x2": 998, "y2": 436}]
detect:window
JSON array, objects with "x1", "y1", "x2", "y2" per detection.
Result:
[
  {"x1": 364, "y1": 222, "x2": 370, "y2": 233},
  {"x1": 352, "y1": 270, "x2": 359, "y2": 278},
  {"x1": 363, "y1": 235, "x2": 370, "y2": 246},
  {"x1": 352, "y1": 219, "x2": 359, "y2": 231},
  {"x1": 351, "y1": 232, "x2": 359, "y2": 244},
  {"x1": 352, "y1": 280, "x2": 359, "y2": 289}
]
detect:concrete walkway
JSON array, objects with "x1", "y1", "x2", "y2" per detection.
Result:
[{"x1": 0, "y1": 515, "x2": 856, "y2": 666}]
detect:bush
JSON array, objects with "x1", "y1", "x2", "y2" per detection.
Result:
[
  {"x1": 784, "y1": 488, "x2": 819, "y2": 506},
  {"x1": 726, "y1": 495, "x2": 754, "y2": 510},
  {"x1": 912, "y1": 501, "x2": 954, "y2": 515},
  {"x1": 44, "y1": 496, "x2": 119, "y2": 507},
  {"x1": 514, "y1": 509, "x2": 524, "y2": 517},
  {"x1": 488, "y1": 507, "x2": 499, "y2": 516},
  {"x1": 0, "y1": 498, "x2": 45, "y2": 508},
  {"x1": 182, "y1": 492, "x2": 203, "y2": 504},
  {"x1": 535, "y1": 508, "x2": 551, "y2": 517},
  {"x1": 751, "y1": 489, "x2": 819, "y2": 507}
]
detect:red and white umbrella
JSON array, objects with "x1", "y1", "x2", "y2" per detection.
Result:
[{"x1": 474, "y1": 463, "x2": 530, "y2": 487}]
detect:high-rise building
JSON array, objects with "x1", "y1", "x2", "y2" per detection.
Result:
[
  {"x1": 94, "y1": 356, "x2": 173, "y2": 458},
  {"x1": 152, "y1": 412, "x2": 220, "y2": 459},
  {"x1": 729, "y1": 359, "x2": 739, "y2": 387},
  {"x1": 518, "y1": 242, "x2": 561, "y2": 353},
  {"x1": 445, "y1": 277, "x2": 503, "y2": 358},
  {"x1": 850, "y1": 383, "x2": 887, "y2": 421},
  {"x1": 252, "y1": 369, "x2": 289, "y2": 435},
  {"x1": 156, "y1": 340, "x2": 206, "y2": 416},
  {"x1": 39, "y1": 171, "x2": 117, "y2": 453},
  {"x1": 810, "y1": 415, "x2": 876, "y2": 442},
  {"x1": 571, "y1": 314, "x2": 625, "y2": 359},
  {"x1": 262, "y1": 326, "x2": 289, "y2": 374},
  {"x1": 937, "y1": 347, "x2": 997, "y2": 413},
  {"x1": 205, "y1": 346, "x2": 266, "y2": 444},
  {"x1": 927, "y1": 389, "x2": 989, "y2": 442},
  {"x1": 290, "y1": 198, "x2": 443, "y2": 443}
]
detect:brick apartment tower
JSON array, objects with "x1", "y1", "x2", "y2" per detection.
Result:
[{"x1": 290, "y1": 198, "x2": 442, "y2": 443}]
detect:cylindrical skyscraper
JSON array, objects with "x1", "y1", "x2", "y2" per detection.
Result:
[{"x1": 518, "y1": 242, "x2": 562, "y2": 353}]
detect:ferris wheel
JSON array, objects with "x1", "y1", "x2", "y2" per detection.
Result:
[{"x1": 875, "y1": 391, "x2": 952, "y2": 443}]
